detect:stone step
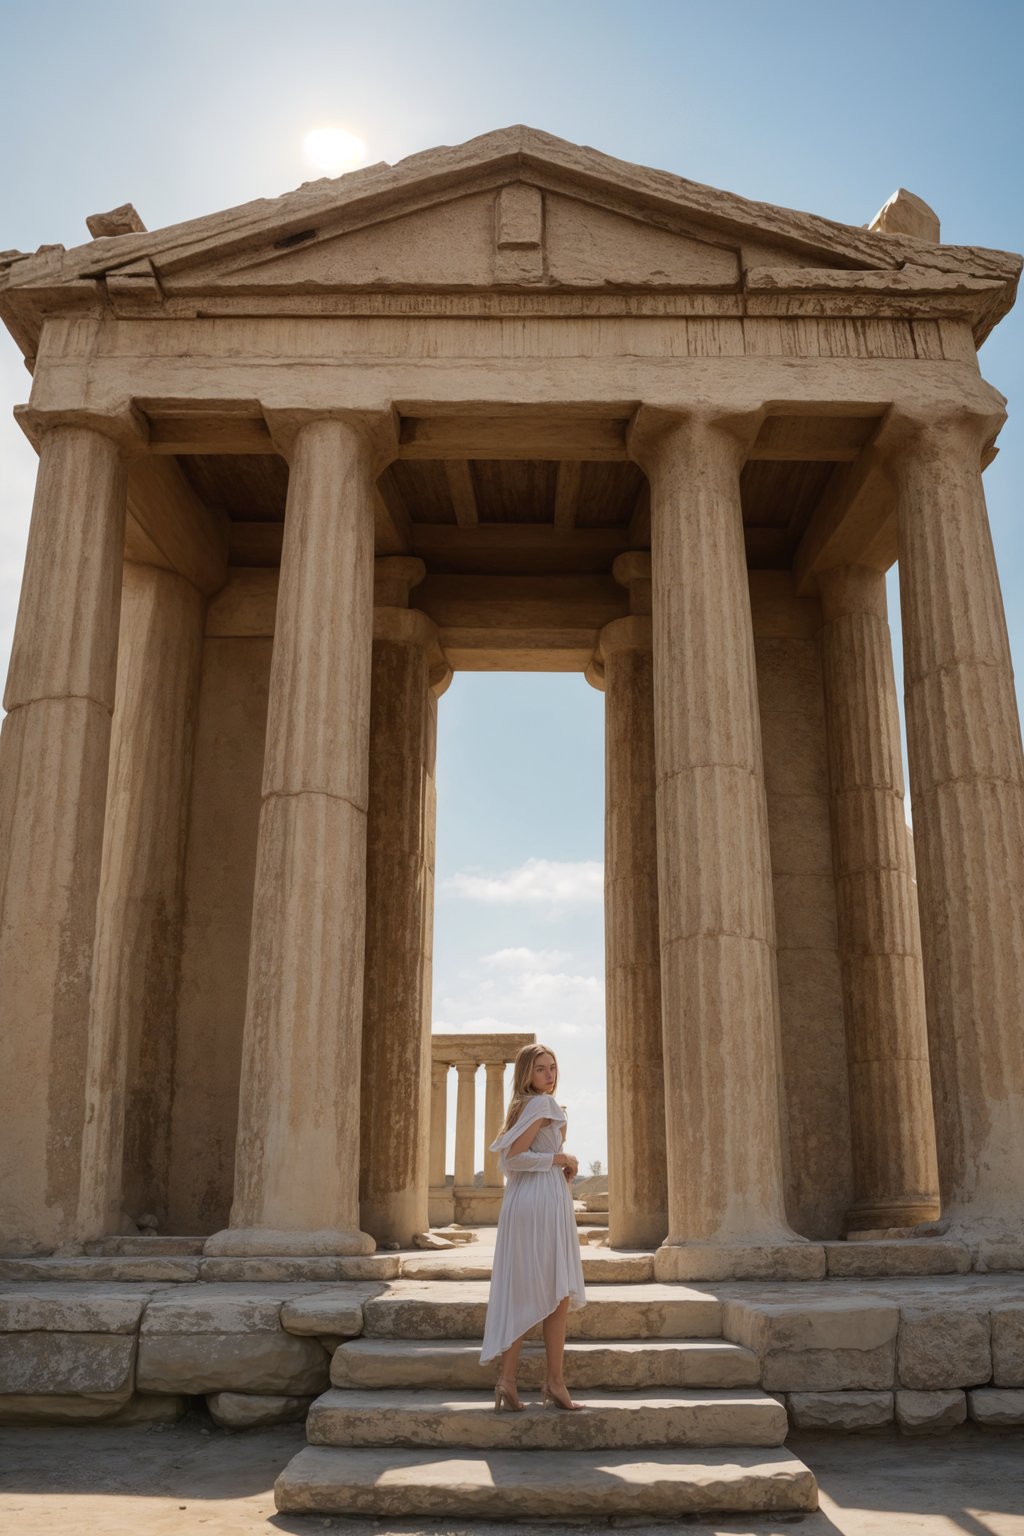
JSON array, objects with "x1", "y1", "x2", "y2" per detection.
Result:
[
  {"x1": 362, "y1": 1282, "x2": 722, "y2": 1340},
  {"x1": 307, "y1": 1387, "x2": 787, "y2": 1450},
  {"x1": 331, "y1": 1336, "x2": 760, "y2": 1390},
  {"x1": 275, "y1": 1445, "x2": 818, "y2": 1519},
  {"x1": 398, "y1": 1249, "x2": 654, "y2": 1283}
]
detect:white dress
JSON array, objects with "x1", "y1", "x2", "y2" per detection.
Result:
[{"x1": 479, "y1": 1092, "x2": 587, "y2": 1364}]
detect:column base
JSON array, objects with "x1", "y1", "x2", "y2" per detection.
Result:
[
  {"x1": 654, "y1": 1240, "x2": 826, "y2": 1282},
  {"x1": 203, "y1": 1226, "x2": 376, "y2": 1258},
  {"x1": 844, "y1": 1197, "x2": 941, "y2": 1234}
]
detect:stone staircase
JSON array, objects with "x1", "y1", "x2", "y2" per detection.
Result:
[{"x1": 275, "y1": 1282, "x2": 818, "y2": 1519}]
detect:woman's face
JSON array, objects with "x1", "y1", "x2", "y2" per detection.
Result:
[{"x1": 530, "y1": 1052, "x2": 557, "y2": 1095}]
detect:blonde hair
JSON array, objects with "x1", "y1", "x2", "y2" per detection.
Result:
[{"x1": 500, "y1": 1042, "x2": 559, "y2": 1136}]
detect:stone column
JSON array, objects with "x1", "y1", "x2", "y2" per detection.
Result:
[
  {"x1": 892, "y1": 410, "x2": 1024, "y2": 1247},
  {"x1": 428, "y1": 1060, "x2": 453, "y2": 1225},
  {"x1": 207, "y1": 418, "x2": 378, "y2": 1256},
  {"x1": 0, "y1": 425, "x2": 127, "y2": 1254},
  {"x1": 454, "y1": 1062, "x2": 477, "y2": 1191},
  {"x1": 632, "y1": 410, "x2": 815, "y2": 1281},
  {"x1": 483, "y1": 1063, "x2": 506, "y2": 1189},
  {"x1": 360, "y1": 559, "x2": 444, "y2": 1246},
  {"x1": 78, "y1": 562, "x2": 206, "y2": 1239},
  {"x1": 818, "y1": 564, "x2": 940, "y2": 1232},
  {"x1": 599, "y1": 553, "x2": 668, "y2": 1249}
]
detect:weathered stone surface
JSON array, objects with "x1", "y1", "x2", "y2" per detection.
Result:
[
  {"x1": 0, "y1": 1331, "x2": 135, "y2": 1395},
  {"x1": 307, "y1": 1387, "x2": 788, "y2": 1450},
  {"x1": 0, "y1": 1385, "x2": 134, "y2": 1423},
  {"x1": 279, "y1": 1288, "x2": 372, "y2": 1338},
  {"x1": 412, "y1": 1233, "x2": 454, "y2": 1250},
  {"x1": 823, "y1": 1241, "x2": 969, "y2": 1279},
  {"x1": 332, "y1": 1337, "x2": 760, "y2": 1391},
  {"x1": 0, "y1": 1258, "x2": 201, "y2": 1284},
  {"x1": 724, "y1": 1299, "x2": 898, "y2": 1391},
  {"x1": 276, "y1": 1445, "x2": 818, "y2": 1518},
  {"x1": 140, "y1": 1283, "x2": 326, "y2": 1333},
  {"x1": 107, "y1": 1393, "x2": 186, "y2": 1425},
  {"x1": 0, "y1": 1285, "x2": 148, "y2": 1333},
  {"x1": 897, "y1": 1307, "x2": 991, "y2": 1389},
  {"x1": 363, "y1": 1282, "x2": 721, "y2": 1341},
  {"x1": 976, "y1": 1239, "x2": 1024, "y2": 1273},
  {"x1": 992, "y1": 1303, "x2": 1024, "y2": 1387},
  {"x1": 895, "y1": 1389, "x2": 967, "y2": 1435},
  {"x1": 787, "y1": 1391, "x2": 893, "y2": 1430},
  {"x1": 136, "y1": 1332, "x2": 328, "y2": 1395},
  {"x1": 968, "y1": 1388, "x2": 1024, "y2": 1426},
  {"x1": 199, "y1": 1256, "x2": 399, "y2": 1283},
  {"x1": 654, "y1": 1244, "x2": 827, "y2": 1283},
  {"x1": 206, "y1": 1390, "x2": 313, "y2": 1429}
]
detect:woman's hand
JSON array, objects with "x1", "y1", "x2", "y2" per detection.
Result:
[{"x1": 554, "y1": 1152, "x2": 579, "y2": 1181}]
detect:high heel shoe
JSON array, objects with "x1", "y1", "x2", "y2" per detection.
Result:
[
  {"x1": 494, "y1": 1382, "x2": 524, "y2": 1412},
  {"x1": 542, "y1": 1380, "x2": 584, "y2": 1411}
]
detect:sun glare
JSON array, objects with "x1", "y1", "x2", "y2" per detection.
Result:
[{"x1": 303, "y1": 126, "x2": 367, "y2": 178}]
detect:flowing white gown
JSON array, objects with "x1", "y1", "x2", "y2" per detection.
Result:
[{"x1": 479, "y1": 1092, "x2": 587, "y2": 1364}]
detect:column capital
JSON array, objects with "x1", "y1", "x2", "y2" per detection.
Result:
[
  {"x1": 14, "y1": 402, "x2": 149, "y2": 456},
  {"x1": 878, "y1": 402, "x2": 1006, "y2": 481},
  {"x1": 455, "y1": 1060, "x2": 479, "y2": 1077},
  {"x1": 612, "y1": 552, "x2": 652, "y2": 614},
  {"x1": 263, "y1": 406, "x2": 399, "y2": 472},
  {"x1": 374, "y1": 557, "x2": 426, "y2": 608},
  {"x1": 627, "y1": 403, "x2": 765, "y2": 474},
  {"x1": 484, "y1": 1060, "x2": 505, "y2": 1078},
  {"x1": 372, "y1": 606, "x2": 452, "y2": 695},
  {"x1": 817, "y1": 563, "x2": 889, "y2": 623}
]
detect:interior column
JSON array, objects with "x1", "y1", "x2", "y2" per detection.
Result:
[
  {"x1": 360, "y1": 558, "x2": 446, "y2": 1245},
  {"x1": 428, "y1": 1059, "x2": 453, "y2": 1225},
  {"x1": 633, "y1": 410, "x2": 816, "y2": 1280},
  {"x1": 818, "y1": 563, "x2": 940, "y2": 1232},
  {"x1": 0, "y1": 424, "x2": 127, "y2": 1254},
  {"x1": 599, "y1": 553, "x2": 668, "y2": 1249},
  {"x1": 78, "y1": 561, "x2": 206, "y2": 1239},
  {"x1": 894, "y1": 410, "x2": 1024, "y2": 1250},
  {"x1": 207, "y1": 417, "x2": 377, "y2": 1256},
  {"x1": 483, "y1": 1061, "x2": 506, "y2": 1191},
  {"x1": 454, "y1": 1061, "x2": 477, "y2": 1213}
]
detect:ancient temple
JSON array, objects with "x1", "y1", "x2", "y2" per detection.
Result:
[{"x1": 1, "y1": 127, "x2": 1022, "y2": 1278}]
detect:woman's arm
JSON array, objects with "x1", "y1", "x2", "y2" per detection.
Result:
[{"x1": 504, "y1": 1105, "x2": 577, "y2": 1175}]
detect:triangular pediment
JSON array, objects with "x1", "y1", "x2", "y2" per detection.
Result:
[{"x1": 1, "y1": 125, "x2": 1019, "y2": 342}]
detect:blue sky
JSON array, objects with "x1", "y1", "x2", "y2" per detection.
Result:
[{"x1": 1, "y1": 0, "x2": 1021, "y2": 1171}]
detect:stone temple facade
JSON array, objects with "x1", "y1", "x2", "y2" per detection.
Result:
[{"x1": 0, "y1": 127, "x2": 1022, "y2": 1280}]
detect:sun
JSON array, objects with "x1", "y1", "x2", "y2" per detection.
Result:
[{"x1": 303, "y1": 126, "x2": 367, "y2": 178}]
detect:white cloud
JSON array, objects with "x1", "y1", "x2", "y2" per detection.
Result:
[
  {"x1": 480, "y1": 946, "x2": 573, "y2": 970},
  {"x1": 442, "y1": 858, "x2": 603, "y2": 907}
]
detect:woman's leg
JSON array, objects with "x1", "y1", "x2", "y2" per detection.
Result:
[
  {"x1": 542, "y1": 1296, "x2": 571, "y2": 1389},
  {"x1": 498, "y1": 1335, "x2": 525, "y2": 1395}
]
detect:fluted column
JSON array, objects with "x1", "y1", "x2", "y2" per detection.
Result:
[
  {"x1": 454, "y1": 1063, "x2": 477, "y2": 1189},
  {"x1": 483, "y1": 1063, "x2": 506, "y2": 1188},
  {"x1": 0, "y1": 425, "x2": 127, "y2": 1254},
  {"x1": 360, "y1": 561, "x2": 444, "y2": 1245},
  {"x1": 599, "y1": 552, "x2": 668, "y2": 1249},
  {"x1": 78, "y1": 563, "x2": 206, "y2": 1239},
  {"x1": 207, "y1": 418, "x2": 378, "y2": 1256},
  {"x1": 893, "y1": 410, "x2": 1024, "y2": 1245},
  {"x1": 818, "y1": 564, "x2": 940, "y2": 1231},
  {"x1": 633, "y1": 410, "x2": 812, "y2": 1280},
  {"x1": 429, "y1": 1062, "x2": 449, "y2": 1190}
]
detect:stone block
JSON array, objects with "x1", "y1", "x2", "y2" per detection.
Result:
[
  {"x1": 0, "y1": 1386, "x2": 134, "y2": 1423},
  {"x1": 0, "y1": 1332, "x2": 135, "y2": 1395},
  {"x1": 136, "y1": 1332, "x2": 329, "y2": 1396},
  {"x1": 895, "y1": 1389, "x2": 966, "y2": 1435},
  {"x1": 654, "y1": 1243, "x2": 826, "y2": 1283},
  {"x1": 823, "y1": 1241, "x2": 970, "y2": 1278},
  {"x1": 107, "y1": 1393, "x2": 187, "y2": 1425},
  {"x1": 974, "y1": 1240, "x2": 1024, "y2": 1274},
  {"x1": 279, "y1": 1291, "x2": 369, "y2": 1338},
  {"x1": 0, "y1": 1257, "x2": 201, "y2": 1284},
  {"x1": 897, "y1": 1307, "x2": 991, "y2": 1389},
  {"x1": 787, "y1": 1391, "x2": 893, "y2": 1430},
  {"x1": 992, "y1": 1303, "x2": 1024, "y2": 1387},
  {"x1": 199, "y1": 1255, "x2": 400, "y2": 1283},
  {"x1": 207, "y1": 1391, "x2": 314, "y2": 1429},
  {"x1": 0, "y1": 1285, "x2": 149, "y2": 1333},
  {"x1": 968, "y1": 1389, "x2": 1024, "y2": 1427},
  {"x1": 724, "y1": 1299, "x2": 898, "y2": 1391},
  {"x1": 140, "y1": 1283, "x2": 328, "y2": 1334}
]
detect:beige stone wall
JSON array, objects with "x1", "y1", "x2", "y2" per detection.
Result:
[
  {"x1": 750, "y1": 573, "x2": 853, "y2": 1240},
  {"x1": 167, "y1": 632, "x2": 272, "y2": 1234}
]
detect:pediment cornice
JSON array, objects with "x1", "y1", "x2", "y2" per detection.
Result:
[{"x1": 2, "y1": 125, "x2": 1020, "y2": 354}]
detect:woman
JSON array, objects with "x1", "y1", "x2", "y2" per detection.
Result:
[{"x1": 479, "y1": 1042, "x2": 587, "y2": 1411}]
